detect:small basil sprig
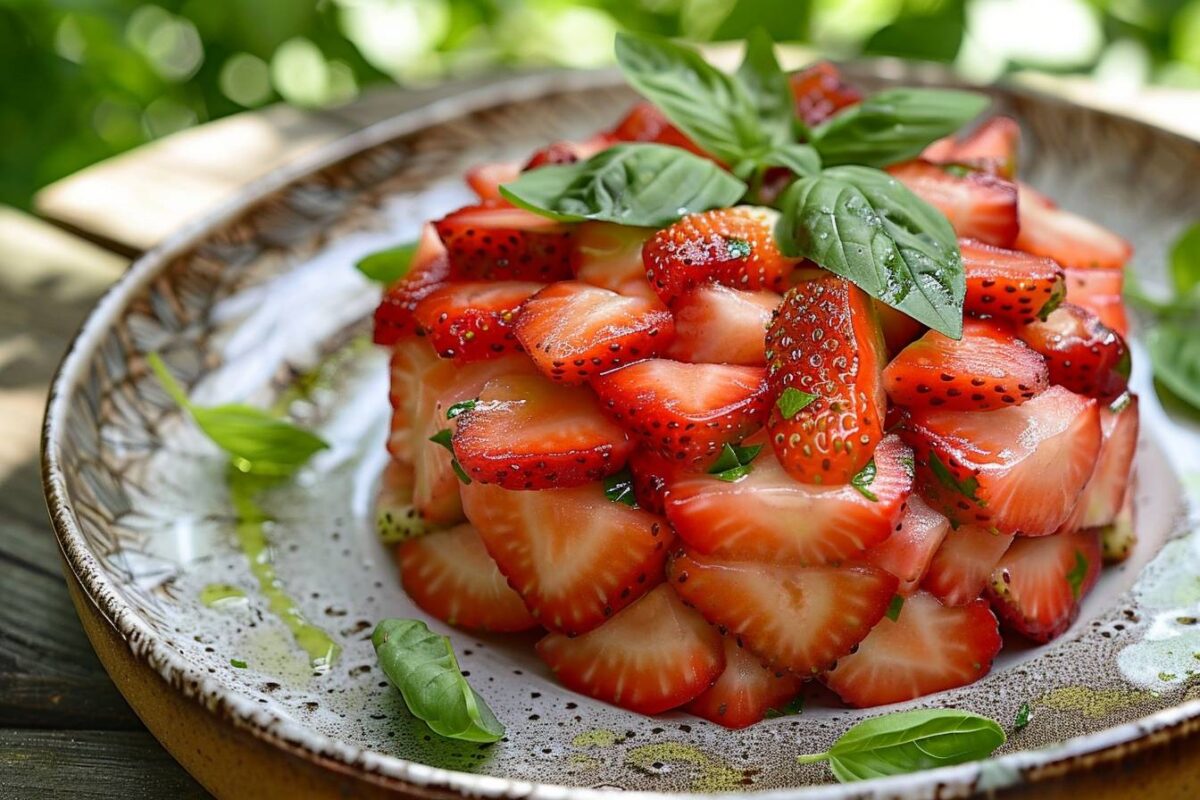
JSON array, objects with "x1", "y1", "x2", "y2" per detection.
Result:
[
  {"x1": 797, "y1": 708, "x2": 1006, "y2": 782},
  {"x1": 604, "y1": 467, "x2": 638, "y2": 506},
  {"x1": 356, "y1": 242, "x2": 417, "y2": 285},
  {"x1": 851, "y1": 459, "x2": 878, "y2": 502},
  {"x1": 709, "y1": 442, "x2": 762, "y2": 481},
  {"x1": 372, "y1": 618, "x2": 504, "y2": 743},
  {"x1": 147, "y1": 352, "x2": 328, "y2": 476}
]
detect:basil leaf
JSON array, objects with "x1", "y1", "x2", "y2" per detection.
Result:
[
  {"x1": 446, "y1": 399, "x2": 477, "y2": 420},
  {"x1": 851, "y1": 458, "x2": 878, "y2": 502},
  {"x1": 810, "y1": 88, "x2": 989, "y2": 168},
  {"x1": 928, "y1": 451, "x2": 981, "y2": 502},
  {"x1": 709, "y1": 442, "x2": 762, "y2": 481},
  {"x1": 1014, "y1": 702, "x2": 1032, "y2": 731},
  {"x1": 798, "y1": 708, "x2": 1005, "y2": 782},
  {"x1": 776, "y1": 387, "x2": 818, "y2": 419},
  {"x1": 429, "y1": 428, "x2": 472, "y2": 484},
  {"x1": 761, "y1": 143, "x2": 822, "y2": 177},
  {"x1": 765, "y1": 695, "x2": 804, "y2": 718},
  {"x1": 500, "y1": 143, "x2": 746, "y2": 228},
  {"x1": 356, "y1": 242, "x2": 417, "y2": 285},
  {"x1": 603, "y1": 467, "x2": 637, "y2": 507},
  {"x1": 1065, "y1": 550, "x2": 1089, "y2": 600},
  {"x1": 1148, "y1": 321, "x2": 1200, "y2": 412},
  {"x1": 372, "y1": 618, "x2": 504, "y2": 743},
  {"x1": 885, "y1": 594, "x2": 904, "y2": 622},
  {"x1": 735, "y1": 29, "x2": 794, "y2": 149},
  {"x1": 1169, "y1": 222, "x2": 1200, "y2": 295},
  {"x1": 776, "y1": 165, "x2": 964, "y2": 338}
]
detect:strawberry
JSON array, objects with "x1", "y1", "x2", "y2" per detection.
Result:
[
  {"x1": 1072, "y1": 393, "x2": 1139, "y2": 530},
  {"x1": 641, "y1": 207, "x2": 800, "y2": 306},
  {"x1": 924, "y1": 116, "x2": 1020, "y2": 179},
  {"x1": 685, "y1": 638, "x2": 803, "y2": 729},
  {"x1": 986, "y1": 526, "x2": 1102, "y2": 642},
  {"x1": 571, "y1": 222, "x2": 658, "y2": 302},
  {"x1": 1015, "y1": 183, "x2": 1132, "y2": 269},
  {"x1": 434, "y1": 204, "x2": 576, "y2": 281},
  {"x1": 373, "y1": 223, "x2": 452, "y2": 345},
  {"x1": 465, "y1": 161, "x2": 520, "y2": 203},
  {"x1": 397, "y1": 524, "x2": 539, "y2": 633},
  {"x1": 903, "y1": 385, "x2": 1102, "y2": 535},
  {"x1": 413, "y1": 281, "x2": 543, "y2": 362},
  {"x1": 627, "y1": 446, "x2": 689, "y2": 515},
  {"x1": 1019, "y1": 303, "x2": 1130, "y2": 399},
  {"x1": 451, "y1": 372, "x2": 632, "y2": 489},
  {"x1": 514, "y1": 281, "x2": 674, "y2": 384},
  {"x1": 668, "y1": 549, "x2": 898, "y2": 675},
  {"x1": 765, "y1": 276, "x2": 887, "y2": 484},
  {"x1": 875, "y1": 301, "x2": 926, "y2": 356},
  {"x1": 887, "y1": 160, "x2": 1019, "y2": 248},
  {"x1": 1101, "y1": 491, "x2": 1136, "y2": 564},
  {"x1": 863, "y1": 495, "x2": 951, "y2": 595},
  {"x1": 883, "y1": 319, "x2": 1050, "y2": 412},
  {"x1": 666, "y1": 285, "x2": 781, "y2": 366},
  {"x1": 536, "y1": 584, "x2": 724, "y2": 715},
  {"x1": 960, "y1": 238, "x2": 1066, "y2": 326},
  {"x1": 591, "y1": 359, "x2": 771, "y2": 469},
  {"x1": 666, "y1": 434, "x2": 913, "y2": 566},
  {"x1": 375, "y1": 460, "x2": 428, "y2": 542},
  {"x1": 1064, "y1": 266, "x2": 1129, "y2": 336},
  {"x1": 523, "y1": 135, "x2": 611, "y2": 170},
  {"x1": 607, "y1": 102, "x2": 709, "y2": 158},
  {"x1": 387, "y1": 338, "x2": 443, "y2": 463},
  {"x1": 922, "y1": 525, "x2": 1015, "y2": 606},
  {"x1": 461, "y1": 480, "x2": 672, "y2": 635},
  {"x1": 822, "y1": 591, "x2": 1002, "y2": 707},
  {"x1": 788, "y1": 61, "x2": 863, "y2": 126}
]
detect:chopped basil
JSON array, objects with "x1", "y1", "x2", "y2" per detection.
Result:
[
  {"x1": 885, "y1": 594, "x2": 904, "y2": 622},
  {"x1": 851, "y1": 459, "x2": 878, "y2": 502},
  {"x1": 708, "y1": 442, "x2": 763, "y2": 481},
  {"x1": 603, "y1": 468, "x2": 638, "y2": 507},
  {"x1": 356, "y1": 242, "x2": 418, "y2": 285},
  {"x1": 776, "y1": 387, "x2": 817, "y2": 420}
]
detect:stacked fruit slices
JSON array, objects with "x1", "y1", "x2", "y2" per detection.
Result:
[{"x1": 374, "y1": 63, "x2": 1139, "y2": 729}]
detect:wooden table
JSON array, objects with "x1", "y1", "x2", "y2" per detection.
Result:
[{"x1": 2, "y1": 66, "x2": 1198, "y2": 798}]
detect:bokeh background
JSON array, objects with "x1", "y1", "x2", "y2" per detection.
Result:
[{"x1": 4, "y1": 0, "x2": 1200, "y2": 211}]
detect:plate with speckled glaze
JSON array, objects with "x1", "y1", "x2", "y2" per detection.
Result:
[{"x1": 42, "y1": 63, "x2": 1200, "y2": 799}]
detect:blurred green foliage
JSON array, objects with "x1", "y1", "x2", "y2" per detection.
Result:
[{"x1": 2, "y1": 0, "x2": 1198, "y2": 210}]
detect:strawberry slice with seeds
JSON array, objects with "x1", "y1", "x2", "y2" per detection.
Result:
[
  {"x1": 903, "y1": 385, "x2": 1102, "y2": 535},
  {"x1": 666, "y1": 435, "x2": 913, "y2": 566},
  {"x1": 1064, "y1": 266, "x2": 1129, "y2": 336},
  {"x1": 1019, "y1": 303, "x2": 1130, "y2": 399},
  {"x1": 863, "y1": 495, "x2": 951, "y2": 595},
  {"x1": 373, "y1": 223, "x2": 452, "y2": 345},
  {"x1": 789, "y1": 61, "x2": 863, "y2": 126},
  {"x1": 536, "y1": 584, "x2": 724, "y2": 715},
  {"x1": 627, "y1": 446, "x2": 690, "y2": 515},
  {"x1": 961, "y1": 239, "x2": 1066, "y2": 326},
  {"x1": 887, "y1": 160, "x2": 1019, "y2": 247},
  {"x1": 1016, "y1": 183, "x2": 1132, "y2": 270},
  {"x1": 387, "y1": 338, "x2": 443, "y2": 463},
  {"x1": 686, "y1": 638, "x2": 804, "y2": 729},
  {"x1": 514, "y1": 281, "x2": 674, "y2": 384},
  {"x1": 572, "y1": 222, "x2": 658, "y2": 302},
  {"x1": 375, "y1": 460, "x2": 428, "y2": 543},
  {"x1": 765, "y1": 276, "x2": 887, "y2": 484},
  {"x1": 822, "y1": 591, "x2": 1002, "y2": 707},
  {"x1": 434, "y1": 204, "x2": 576, "y2": 281},
  {"x1": 668, "y1": 550, "x2": 898, "y2": 675},
  {"x1": 924, "y1": 116, "x2": 1020, "y2": 179},
  {"x1": 875, "y1": 301, "x2": 927, "y2": 356},
  {"x1": 922, "y1": 524, "x2": 1015, "y2": 606},
  {"x1": 883, "y1": 319, "x2": 1050, "y2": 412},
  {"x1": 591, "y1": 359, "x2": 771, "y2": 469},
  {"x1": 465, "y1": 161, "x2": 521, "y2": 203},
  {"x1": 642, "y1": 207, "x2": 800, "y2": 307},
  {"x1": 986, "y1": 526, "x2": 1102, "y2": 642},
  {"x1": 452, "y1": 373, "x2": 632, "y2": 489},
  {"x1": 1102, "y1": 492, "x2": 1136, "y2": 564},
  {"x1": 413, "y1": 281, "x2": 543, "y2": 362},
  {"x1": 666, "y1": 285, "x2": 782, "y2": 366},
  {"x1": 397, "y1": 524, "x2": 539, "y2": 633},
  {"x1": 1072, "y1": 393, "x2": 1139, "y2": 530},
  {"x1": 523, "y1": 135, "x2": 611, "y2": 170},
  {"x1": 607, "y1": 102, "x2": 710, "y2": 159},
  {"x1": 461, "y1": 480, "x2": 672, "y2": 635}
]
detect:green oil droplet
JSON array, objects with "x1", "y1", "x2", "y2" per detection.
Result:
[{"x1": 200, "y1": 583, "x2": 248, "y2": 609}]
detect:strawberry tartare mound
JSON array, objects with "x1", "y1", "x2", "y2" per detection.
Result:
[{"x1": 371, "y1": 53, "x2": 1138, "y2": 728}]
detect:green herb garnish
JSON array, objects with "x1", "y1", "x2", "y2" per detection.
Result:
[
  {"x1": 603, "y1": 467, "x2": 638, "y2": 507},
  {"x1": 230, "y1": 658, "x2": 248, "y2": 669},
  {"x1": 446, "y1": 399, "x2": 477, "y2": 420},
  {"x1": 851, "y1": 459, "x2": 878, "y2": 502},
  {"x1": 356, "y1": 242, "x2": 418, "y2": 285},
  {"x1": 708, "y1": 442, "x2": 762, "y2": 481},
  {"x1": 928, "y1": 451, "x2": 981, "y2": 502},
  {"x1": 885, "y1": 594, "x2": 904, "y2": 622},
  {"x1": 776, "y1": 387, "x2": 818, "y2": 419},
  {"x1": 1014, "y1": 702, "x2": 1031, "y2": 731},
  {"x1": 429, "y1": 428, "x2": 471, "y2": 484},
  {"x1": 1065, "y1": 550, "x2": 1089, "y2": 600}
]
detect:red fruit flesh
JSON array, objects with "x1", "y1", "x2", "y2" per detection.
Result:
[
  {"x1": 1064, "y1": 266, "x2": 1129, "y2": 336},
  {"x1": 627, "y1": 446, "x2": 689, "y2": 516},
  {"x1": 686, "y1": 638, "x2": 803, "y2": 729},
  {"x1": 373, "y1": 223, "x2": 452, "y2": 345},
  {"x1": 536, "y1": 584, "x2": 725, "y2": 715},
  {"x1": 461, "y1": 480, "x2": 672, "y2": 635},
  {"x1": 667, "y1": 435, "x2": 913, "y2": 566},
  {"x1": 413, "y1": 281, "x2": 543, "y2": 362},
  {"x1": 387, "y1": 338, "x2": 442, "y2": 463},
  {"x1": 765, "y1": 276, "x2": 887, "y2": 484},
  {"x1": 887, "y1": 160, "x2": 1019, "y2": 247},
  {"x1": 571, "y1": 222, "x2": 658, "y2": 302},
  {"x1": 1016, "y1": 183, "x2": 1132, "y2": 270},
  {"x1": 863, "y1": 495, "x2": 951, "y2": 595},
  {"x1": 875, "y1": 301, "x2": 927, "y2": 356},
  {"x1": 1019, "y1": 303, "x2": 1130, "y2": 399},
  {"x1": 435, "y1": 204, "x2": 576, "y2": 281},
  {"x1": 668, "y1": 550, "x2": 898, "y2": 675},
  {"x1": 666, "y1": 285, "x2": 781, "y2": 366},
  {"x1": 789, "y1": 61, "x2": 863, "y2": 126},
  {"x1": 986, "y1": 527, "x2": 1102, "y2": 642},
  {"x1": 591, "y1": 359, "x2": 770, "y2": 469},
  {"x1": 924, "y1": 116, "x2": 1020, "y2": 179},
  {"x1": 960, "y1": 238, "x2": 1066, "y2": 326},
  {"x1": 465, "y1": 161, "x2": 521, "y2": 202},
  {"x1": 607, "y1": 102, "x2": 709, "y2": 159},
  {"x1": 822, "y1": 591, "x2": 1002, "y2": 707},
  {"x1": 922, "y1": 525, "x2": 1015, "y2": 606},
  {"x1": 397, "y1": 524, "x2": 539, "y2": 633},
  {"x1": 514, "y1": 281, "x2": 674, "y2": 384},
  {"x1": 452, "y1": 373, "x2": 632, "y2": 489},
  {"x1": 883, "y1": 319, "x2": 1050, "y2": 412},
  {"x1": 1074, "y1": 394, "x2": 1139, "y2": 530}
]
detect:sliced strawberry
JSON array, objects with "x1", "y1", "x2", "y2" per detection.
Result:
[
  {"x1": 452, "y1": 372, "x2": 632, "y2": 489},
  {"x1": 607, "y1": 102, "x2": 709, "y2": 158},
  {"x1": 434, "y1": 204, "x2": 576, "y2": 281},
  {"x1": 922, "y1": 524, "x2": 1015, "y2": 606},
  {"x1": 986, "y1": 526, "x2": 1102, "y2": 642},
  {"x1": 536, "y1": 584, "x2": 724, "y2": 715},
  {"x1": 765, "y1": 276, "x2": 887, "y2": 484},
  {"x1": 903, "y1": 385, "x2": 1102, "y2": 535},
  {"x1": 788, "y1": 61, "x2": 863, "y2": 126},
  {"x1": 887, "y1": 160, "x2": 1019, "y2": 247},
  {"x1": 925, "y1": 116, "x2": 1020, "y2": 179},
  {"x1": 387, "y1": 338, "x2": 443, "y2": 463},
  {"x1": 685, "y1": 638, "x2": 803, "y2": 729},
  {"x1": 1101, "y1": 491, "x2": 1136, "y2": 564},
  {"x1": 875, "y1": 301, "x2": 926, "y2": 356},
  {"x1": 591, "y1": 359, "x2": 770, "y2": 469},
  {"x1": 514, "y1": 281, "x2": 674, "y2": 384},
  {"x1": 627, "y1": 446, "x2": 689, "y2": 516},
  {"x1": 413, "y1": 281, "x2": 543, "y2": 362},
  {"x1": 822, "y1": 591, "x2": 1002, "y2": 707},
  {"x1": 571, "y1": 222, "x2": 658, "y2": 302},
  {"x1": 523, "y1": 135, "x2": 611, "y2": 170},
  {"x1": 667, "y1": 435, "x2": 913, "y2": 566},
  {"x1": 465, "y1": 161, "x2": 521, "y2": 203},
  {"x1": 668, "y1": 550, "x2": 898, "y2": 675},
  {"x1": 642, "y1": 207, "x2": 800, "y2": 306},
  {"x1": 1016, "y1": 183, "x2": 1132, "y2": 269},
  {"x1": 375, "y1": 460, "x2": 428, "y2": 542},
  {"x1": 863, "y1": 495, "x2": 951, "y2": 595},
  {"x1": 883, "y1": 319, "x2": 1050, "y2": 412},
  {"x1": 1019, "y1": 303, "x2": 1130, "y2": 399},
  {"x1": 461, "y1": 480, "x2": 672, "y2": 635},
  {"x1": 1073, "y1": 393, "x2": 1139, "y2": 530},
  {"x1": 960, "y1": 238, "x2": 1066, "y2": 326},
  {"x1": 397, "y1": 523, "x2": 539, "y2": 633},
  {"x1": 666, "y1": 285, "x2": 781, "y2": 366},
  {"x1": 1064, "y1": 266, "x2": 1129, "y2": 336},
  {"x1": 373, "y1": 223, "x2": 451, "y2": 345}
]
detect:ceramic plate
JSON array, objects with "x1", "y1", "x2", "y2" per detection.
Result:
[{"x1": 43, "y1": 66, "x2": 1200, "y2": 799}]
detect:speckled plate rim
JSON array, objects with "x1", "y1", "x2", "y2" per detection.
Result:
[{"x1": 40, "y1": 63, "x2": 1200, "y2": 799}]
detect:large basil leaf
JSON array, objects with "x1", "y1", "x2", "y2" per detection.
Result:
[
  {"x1": 372, "y1": 618, "x2": 504, "y2": 743},
  {"x1": 1169, "y1": 221, "x2": 1200, "y2": 295},
  {"x1": 1148, "y1": 321, "x2": 1200, "y2": 411},
  {"x1": 356, "y1": 242, "x2": 417, "y2": 286},
  {"x1": 735, "y1": 29, "x2": 795, "y2": 149},
  {"x1": 775, "y1": 164, "x2": 964, "y2": 337},
  {"x1": 810, "y1": 88, "x2": 989, "y2": 168},
  {"x1": 500, "y1": 143, "x2": 746, "y2": 228}
]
